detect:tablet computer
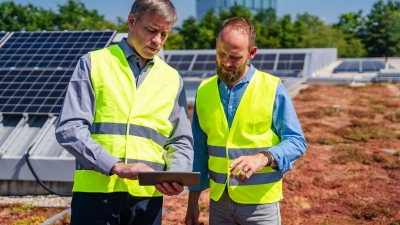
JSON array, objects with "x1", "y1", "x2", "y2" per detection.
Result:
[{"x1": 138, "y1": 171, "x2": 200, "y2": 186}]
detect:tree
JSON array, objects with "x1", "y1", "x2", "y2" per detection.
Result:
[
  {"x1": 219, "y1": 5, "x2": 252, "y2": 22},
  {"x1": 0, "y1": 2, "x2": 57, "y2": 31},
  {"x1": 252, "y1": 9, "x2": 272, "y2": 48},
  {"x1": 365, "y1": 0, "x2": 400, "y2": 57},
  {"x1": 334, "y1": 10, "x2": 366, "y2": 38},
  {"x1": 293, "y1": 13, "x2": 326, "y2": 47},
  {"x1": 55, "y1": 0, "x2": 106, "y2": 30},
  {"x1": 276, "y1": 15, "x2": 298, "y2": 48},
  {"x1": 199, "y1": 9, "x2": 221, "y2": 49},
  {"x1": 0, "y1": 0, "x2": 124, "y2": 32},
  {"x1": 175, "y1": 16, "x2": 201, "y2": 49},
  {"x1": 164, "y1": 31, "x2": 184, "y2": 50},
  {"x1": 334, "y1": 11, "x2": 367, "y2": 57}
]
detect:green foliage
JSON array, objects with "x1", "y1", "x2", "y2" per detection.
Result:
[
  {"x1": 11, "y1": 204, "x2": 34, "y2": 213},
  {"x1": 383, "y1": 161, "x2": 400, "y2": 170},
  {"x1": 330, "y1": 145, "x2": 372, "y2": 165},
  {"x1": 164, "y1": 31, "x2": 184, "y2": 50},
  {"x1": 334, "y1": 10, "x2": 366, "y2": 37},
  {"x1": 364, "y1": 0, "x2": 400, "y2": 57},
  {"x1": 12, "y1": 216, "x2": 46, "y2": 225},
  {"x1": 0, "y1": 0, "x2": 399, "y2": 57},
  {"x1": 175, "y1": 16, "x2": 201, "y2": 49},
  {"x1": 220, "y1": 5, "x2": 252, "y2": 21},
  {"x1": 0, "y1": 1, "x2": 57, "y2": 31},
  {"x1": 348, "y1": 109, "x2": 376, "y2": 119},
  {"x1": 348, "y1": 201, "x2": 394, "y2": 220},
  {"x1": 0, "y1": 0, "x2": 125, "y2": 31},
  {"x1": 309, "y1": 136, "x2": 343, "y2": 145}
]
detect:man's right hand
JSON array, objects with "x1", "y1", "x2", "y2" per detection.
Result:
[
  {"x1": 110, "y1": 162, "x2": 154, "y2": 180},
  {"x1": 185, "y1": 203, "x2": 202, "y2": 225},
  {"x1": 185, "y1": 191, "x2": 204, "y2": 225}
]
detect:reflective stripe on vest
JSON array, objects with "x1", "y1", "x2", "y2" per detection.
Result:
[
  {"x1": 72, "y1": 45, "x2": 180, "y2": 197},
  {"x1": 196, "y1": 70, "x2": 282, "y2": 204},
  {"x1": 90, "y1": 123, "x2": 168, "y2": 147}
]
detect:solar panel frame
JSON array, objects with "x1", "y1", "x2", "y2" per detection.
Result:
[
  {"x1": 0, "y1": 32, "x2": 10, "y2": 45},
  {"x1": 190, "y1": 54, "x2": 216, "y2": 72}
]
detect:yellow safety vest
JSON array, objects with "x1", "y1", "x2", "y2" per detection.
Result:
[
  {"x1": 72, "y1": 45, "x2": 180, "y2": 197},
  {"x1": 196, "y1": 70, "x2": 283, "y2": 204}
]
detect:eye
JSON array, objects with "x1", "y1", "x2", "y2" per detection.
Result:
[
  {"x1": 218, "y1": 52, "x2": 225, "y2": 57},
  {"x1": 232, "y1": 56, "x2": 242, "y2": 60}
]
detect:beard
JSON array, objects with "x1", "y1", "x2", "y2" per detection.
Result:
[{"x1": 216, "y1": 59, "x2": 247, "y2": 84}]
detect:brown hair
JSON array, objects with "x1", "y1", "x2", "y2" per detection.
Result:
[
  {"x1": 218, "y1": 17, "x2": 256, "y2": 48},
  {"x1": 130, "y1": 0, "x2": 178, "y2": 23}
]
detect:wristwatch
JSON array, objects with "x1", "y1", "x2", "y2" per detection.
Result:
[{"x1": 260, "y1": 151, "x2": 273, "y2": 167}]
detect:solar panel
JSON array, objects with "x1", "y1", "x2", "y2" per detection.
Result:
[
  {"x1": 180, "y1": 71, "x2": 215, "y2": 78},
  {"x1": 0, "y1": 31, "x2": 116, "y2": 69},
  {"x1": 190, "y1": 54, "x2": 216, "y2": 71},
  {"x1": 252, "y1": 54, "x2": 276, "y2": 71},
  {"x1": 0, "y1": 32, "x2": 9, "y2": 44},
  {"x1": 0, "y1": 68, "x2": 74, "y2": 114},
  {"x1": 362, "y1": 61, "x2": 385, "y2": 72},
  {"x1": 276, "y1": 53, "x2": 305, "y2": 71},
  {"x1": 166, "y1": 52, "x2": 306, "y2": 78},
  {"x1": 333, "y1": 60, "x2": 389, "y2": 73},
  {"x1": 167, "y1": 54, "x2": 194, "y2": 70}
]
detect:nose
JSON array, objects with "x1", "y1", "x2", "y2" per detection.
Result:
[
  {"x1": 223, "y1": 59, "x2": 231, "y2": 67},
  {"x1": 152, "y1": 33, "x2": 162, "y2": 46}
]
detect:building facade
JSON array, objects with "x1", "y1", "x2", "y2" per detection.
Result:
[{"x1": 196, "y1": 0, "x2": 277, "y2": 21}]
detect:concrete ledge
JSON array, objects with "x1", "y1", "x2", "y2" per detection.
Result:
[
  {"x1": 0, "y1": 156, "x2": 74, "y2": 182},
  {"x1": 377, "y1": 69, "x2": 400, "y2": 82},
  {"x1": 0, "y1": 180, "x2": 73, "y2": 195}
]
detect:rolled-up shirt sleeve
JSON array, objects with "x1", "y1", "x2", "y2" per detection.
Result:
[
  {"x1": 268, "y1": 82, "x2": 307, "y2": 174},
  {"x1": 55, "y1": 54, "x2": 120, "y2": 175},
  {"x1": 164, "y1": 76, "x2": 194, "y2": 172}
]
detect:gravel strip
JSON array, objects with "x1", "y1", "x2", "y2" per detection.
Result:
[
  {"x1": 0, "y1": 189, "x2": 189, "y2": 208},
  {"x1": 0, "y1": 195, "x2": 71, "y2": 208}
]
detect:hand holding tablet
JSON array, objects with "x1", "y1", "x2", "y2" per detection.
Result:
[{"x1": 138, "y1": 171, "x2": 200, "y2": 186}]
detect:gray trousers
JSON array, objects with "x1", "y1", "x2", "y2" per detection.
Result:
[{"x1": 209, "y1": 191, "x2": 281, "y2": 225}]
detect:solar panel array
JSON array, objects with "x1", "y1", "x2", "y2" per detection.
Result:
[
  {"x1": 0, "y1": 31, "x2": 114, "y2": 69},
  {"x1": 0, "y1": 69, "x2": 73, "y2": 114},
  {"x1": 0, "y1": 31, "x2": 116, "y2": 115},
  {"x1": 165, "y1": 52, "x2": 306, "y2": 78},
  {"x1": 333, "y1": 60, "x2": 390, "y2": 73}
]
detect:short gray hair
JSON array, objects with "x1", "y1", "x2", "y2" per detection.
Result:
[{"x1": 130, "y1": 0, "x2": 178, "y2": 24}]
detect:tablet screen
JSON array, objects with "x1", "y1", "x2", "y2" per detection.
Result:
[{"x1": 138, "y1": 171, "x2": 200, "y2": 186}]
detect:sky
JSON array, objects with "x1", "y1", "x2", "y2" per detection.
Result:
[{"x1": 6, "y1": 0, "x2": 380, "y2": 26}]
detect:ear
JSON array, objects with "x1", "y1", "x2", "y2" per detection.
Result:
[
  {"x1": 128, "y1": 13, "x2": 136, "y2": 28},
  {"x1": 248, "y1": 46, "x2": 258, "y2": 60}
]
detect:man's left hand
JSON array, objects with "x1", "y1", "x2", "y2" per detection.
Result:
[
  {"x1": 229, "y1": 153, "x2": 269, "y2": 183},
  {"x1": 155, "y1": 182, "x2": 184, "y2": 196}
]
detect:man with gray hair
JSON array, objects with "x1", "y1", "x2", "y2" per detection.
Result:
[{"x1": 55, "y1": 0, "x2": 194, "y2": 224}]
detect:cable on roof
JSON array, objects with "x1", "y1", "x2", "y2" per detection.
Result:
[{"x1": 25, "y1": 152, "x2": 72, "y2": 197}]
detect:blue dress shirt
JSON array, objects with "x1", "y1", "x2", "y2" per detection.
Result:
[{"x1": 189, "y1": 64, "x2": 307, "y2": 191}]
